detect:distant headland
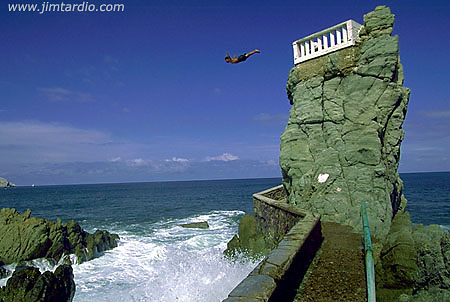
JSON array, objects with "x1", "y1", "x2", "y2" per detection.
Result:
[{"x1": 0, "y1": 177, "x2": 15, "y2": 188}]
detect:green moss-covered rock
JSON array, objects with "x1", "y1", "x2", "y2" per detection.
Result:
[
  {"x1": 359, "y1": 5, "x2": 395, "y2": 39},
  {"x1": 280, "y1": 6, "x2": 409, "y2": 239},
  {"x1": 179, "y1": 221, "x2": 210, "y2": 229},
  {"x1": 0, "y1": 264, "x2": 75, "y2": 302},
  {"x1": 376, "y1": 215, "x2": 450, "y2": 301},
  {"x1": 375, "y1": 212, "x2": 418, "y2": 301},
  {"x1": 0, "y1": 208, "x2": 119, "y2": 265},
  {"x1": 412, "y1": 224, "x2": 450, "y2": 290},
  {"x1": 85, "y1": 230, "x2": 120, "y2": 260},
  {"x1": 377, "y1": 212, "x2": 418, "y2": 288},
  {"x1": 0, "y1": 265, "x2": 9, "y2": 279},
  {"x1": 224, "y1": 215, "x2": 273, "y2": 260},
  {"x1": 408, "y1": 288, "x2": 450, "y2": 302}
]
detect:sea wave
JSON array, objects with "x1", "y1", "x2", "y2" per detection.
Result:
[
  {"x1": 72, "y1": 210, "x2": 258, "y2": 302},
  {"x1": 0, "y1": 256, "x2": 68, "y2": 287},
  {"x1": 0, "y1": 210, "x2": 257, "y2": 301}
]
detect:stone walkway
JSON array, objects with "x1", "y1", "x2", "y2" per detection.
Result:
[{"x1": 294, "y1": 222, "x2": 367, "y2": 302}]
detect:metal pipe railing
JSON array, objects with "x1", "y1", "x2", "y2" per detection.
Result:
[{"x1": 361, "y1": 202, "x2": 376, "y2": 302}]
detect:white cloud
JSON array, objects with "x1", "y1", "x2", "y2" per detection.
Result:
[
  {"x1": 165, "y1": 157, "x2": 189, "y2": 162},
  {"x1": 0, "y1": 121, "x2": 117, "y2": 163},
  {"x1": 421, "y1": 110, "x2": 450, "y2": 118},
  {"x1": 110, "y1": 157, "x2": 122, "y2": 162},
  {"x1": 3, "y1": 158, "x2": 282, "y2": 185},
  {"x1": 409, "y1": 146, "x2": 442, "y2": 152},
  {"x1": 128, "y1": 158, "x2": 149, "y2": 166},
  {"x1": 104, "y1": 55, "x2": 119, "y2": 64},
  {"x1": 38, "y1": 87, "x2": 95, "y2": 102},
  {"x1": 265, "y1": 159, "x2": 278, "y2": 166},
  {"x1": 253, "y1": 113, "x2": 289, "y2": 125},
  {"x1": 204, "y1": 153, "x2": 239, "y2": 162},
  {"x1": 0, "y1": 121, "x2": 110, "y2": 147}
]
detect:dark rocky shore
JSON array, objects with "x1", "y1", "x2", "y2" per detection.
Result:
[
  {"x1": 0, "y1": 208, "x2": 119, "y2": 302},
  {"x1": 0, "y1": 264, "x2": 75, "y2": 302}
]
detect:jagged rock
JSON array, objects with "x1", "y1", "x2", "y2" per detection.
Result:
[
  {"x1": 224, "y1": 214, "x2": 273, "y2": 260},
  {"x1": 376, "y1": 212, "x2": 418, "y2": 290},
  {"x1": 375, "y1": 211, "x2": 418, "y2": 301},
  {"x1": 359, "y1": 6, "x2": 395, "y2": 39},
  {"x1": 180, "y1": 221, "x2": 210, "y2": 229},
  {"x1": 412, "y1": 224, "x2": 450, "y2": 290},
  {"x1": 0, "y1": 264, "x2": 75, "y2": 302},
  {"x1": 376, "y1": 214, "x2": 450, "y2": 301},
  {"x1": 0, "y1": 178, "x2": 15, "y2": 188},
  {"x1": 280, "y1": 5, "x2": 409, "y2": 238},
  {"x1": 0, "y1": 263, "x2": 9, "y2": 279},
  {"x1": 0, "y1": 208, "x2": 119, "y2": 265},
  {"x1": 408, "y1": 288, "x2": 450, "y2": 302}
]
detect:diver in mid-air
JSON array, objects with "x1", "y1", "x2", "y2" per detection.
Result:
[{"x1": 225, "y1": 49, "x2": 260, "y2": 64}]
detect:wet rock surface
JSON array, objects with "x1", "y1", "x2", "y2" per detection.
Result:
[
  {"x1": 225, "y1": 214, "x2": 273, "y2": 260},
  {"x1": 0, "y1": 266, "x2": 9, "y2": 280},
  {"x1": 179, "y1": 221, "x2": 210, "y2": 229},
  {"x1": 0, "y1": 208, "x2": 119, "y2": 265},
  {"x1": 0, "y1": 264, "x2": 75, "y2": 302}
]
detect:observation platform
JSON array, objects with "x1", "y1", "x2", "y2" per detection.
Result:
[{"x1": 292, "y1": 20, "x2": 362, "y2": 65}]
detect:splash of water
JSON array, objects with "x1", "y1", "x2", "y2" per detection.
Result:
[{"x1": 72, "y1": 210, "x2": 258, "y2": 302}]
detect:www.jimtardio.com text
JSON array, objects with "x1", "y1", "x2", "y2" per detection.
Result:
[{"x1": 8, "y1": 1, "x2": 125, "y2": 14}]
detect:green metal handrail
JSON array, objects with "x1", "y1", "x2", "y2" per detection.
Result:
[{"x1": 361, "y1": 202, "x2": 376, "y2": 302}]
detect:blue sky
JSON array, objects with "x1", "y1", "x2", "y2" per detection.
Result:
[{"x1": 1, "y1": 0, "x2": 449, "y2": 185}]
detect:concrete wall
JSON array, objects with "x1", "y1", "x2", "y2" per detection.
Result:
[{"x1": 223, "y1": 186, "x2": 323, "y2": 302}]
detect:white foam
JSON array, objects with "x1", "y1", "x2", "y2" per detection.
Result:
[
  {"x1": 0, "y1": 257, "x2": 67, "y2": 287},
  {"x1": 73, "y1": 210, "x2": 258, "y2": 302}
]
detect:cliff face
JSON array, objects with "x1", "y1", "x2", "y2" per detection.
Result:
[{"x1": 280, "y1": 6, "x2": 409, "y2": 238}]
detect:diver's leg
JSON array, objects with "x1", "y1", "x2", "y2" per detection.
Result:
[{"x1": 245, "y1": 49, "x2": 261, "y2": 57}]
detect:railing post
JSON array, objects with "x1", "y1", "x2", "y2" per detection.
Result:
[
  {"x1": 336, "y1": 29, "x2": 342, "y2": 45},
  {"x1": 330, "y1": 31, "x2": 335, "y2": 47},
  {"x1": 323, "y1": 35, "x2": 328, "y2": 49},
  {"x1": 317, "y1": 37, "x2": 322, "y2": 51},
  {"x1": 293, "y1": 42, "x2": 300, "y2": 62},
  {"x1": 342, "y1": 26, "x2": 348, "y2": 43},
  {"x1": 361, "y1": 202, "x2": 376, "y2": 302},
  {"x1": 347, "y1": 20, "x2": 354, "y2": 43}
]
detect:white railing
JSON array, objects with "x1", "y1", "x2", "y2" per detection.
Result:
[{"x1": 292, "y1": 19, "x2": 362, "y2": 65}]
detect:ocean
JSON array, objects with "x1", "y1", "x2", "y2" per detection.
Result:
[{"x1": 0, "y1": 173, "x2": 449, "y2": 301}]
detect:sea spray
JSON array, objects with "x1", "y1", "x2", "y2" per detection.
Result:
[{"x1": 72, "y1": 210, "x2": 260, "y2": 302}]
